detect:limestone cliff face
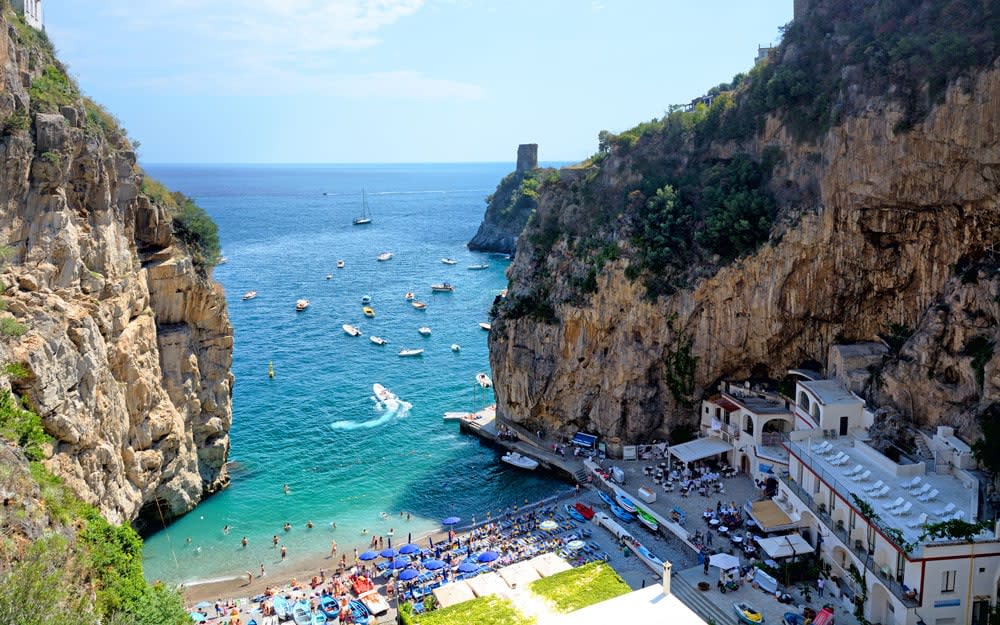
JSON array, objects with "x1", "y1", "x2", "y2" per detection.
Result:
[
  {"x1": 468, "y1": 144, "x2": 542, "y2": 255},
  {"x1": 490, "y1": 63, "x2": 1000, "y2": 443},
  {"x1": 0, "y1": 16, "x2": 233, "y2": 524}
]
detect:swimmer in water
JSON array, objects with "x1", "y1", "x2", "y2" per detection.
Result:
[
  {"x1": 223, "y1": 525, "x2": 230, "y2": 535},
  {"x1": 361, "y1": 528, "x2": 368, "y2": 535},
  {"x1": 306, "y1": 520, "x2": 314, "y2": 529},
  {"x1": 284, "y1": 522, "x2": 292, "y2": 532},
  {"x1": 241, "y1": 536, "x2": 248, "y2": 548},
  {"x1": 283, "y1": 484, "x2": 290, "y2": 494}
]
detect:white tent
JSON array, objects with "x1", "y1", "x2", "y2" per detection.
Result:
[
  {"x1": 756, "y1": 534, "x2": 813, "y2": 559},
  {"x1": 669, "y1": 437, "x2": 733, "y2": 465},
  {"x1": 709, "y1": 553, "x2": 740, "y2": 571}
]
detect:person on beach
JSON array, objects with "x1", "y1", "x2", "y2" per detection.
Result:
[
  {"x1": 406, "y1": 512, "x2": 411, "y2": 521},
  {"x1": 223, "y1": 525, "x2": 230, "y2": 535},
  {"x1": 281, "y1": 545, "x2": 287, "y2": 560},
  {"x1": 241, "y1": 536, "x2": 248, "y2": 548},
  {"x1": 331, "y1": 540, "x2": 337, "y2": 555},
  {"x1": 260, "y1": 563, "x2": 265, "y2": 577},
  {"x1": 246, "y1": 571, "x2": 253, "y2": 584}
]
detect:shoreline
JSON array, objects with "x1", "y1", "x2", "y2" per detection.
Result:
[{"x1": 180, "y1": 488, "x2": 578, "y2": 605}]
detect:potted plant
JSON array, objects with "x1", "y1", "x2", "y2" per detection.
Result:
[{"x1": 698, "y1": 581, "x2": 711, "y2": 591}]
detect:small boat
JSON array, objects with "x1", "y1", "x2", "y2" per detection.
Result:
[
  {"x1": 479, "y1": 322, "x2": 491, "y2": 331},
  {"x1": 268, "y1": 361, "x2": 275, "y2": 379},
  {"x1": 361, "y1": 295, "x2": 372, "y2": 305},
  {"x1": 451, "y1": 343, "x2": 461, "y2": 352},
  {"x1": 218, "y1": 256, "x2": 228, "y2": 265},
  {"x1": 476, "y1": 372, "x2": 492, "y2": 388},
  {"x1": 782, "y1": 613, "x2": 805, "y2": 625},
  {"x1": 502, "y1": 451, "x2": 539, "y2": 470},
  {"x1": 319, "y1": 596, "x2": 340, "y2": 620},
  {"x1": 574, "y1": 502, "x2": 595, "y2": 520},
  {"x1": 337, "y1": 260, "x2": 345, "y2": 268},
  {"x1": 363, "y1": 306, "x2": 375, "y2": 318},
  {"x1": 441, "y1": 258, "x2": 457, "y2": 265},
  {"x1": 370, "y1": 336, "x2": 387, "y2": 346},
  {"x1": 597, "y1": 490, "x2": 615, "y2": 507},
  {"x1": 242, "y1": 290, "x2": 257, "y2": 301},
  {"x1": 377, "y1": 252, "x2": 393, "y2": 262},
  {"x1": 443, "y1": 411, "x2": 472, "y2": 421},
  {"x1": 325, "y1": 274, "x2": 332, "y2": 280},
  {"x1": 564, "y1": 504, "x2": 586, "y2": 522},
  {"x1": 412, "y1": 300, "x2": 427, "y2": 310},
  {"x1": 615, "y1": 493, "x2": 638, "y2": 514},
  {"x1": 418, "y1": 326, "x2": 431, "y2": 336},
  {"x1": 373, "y1": 384, "x2": 396, "y2": 403},
  {"x1": 295, "y1": 299, "x2": 310, "y2": 311},
  {"x1": 358, "y1": 590, "x2": 390, "y2": 617},
  {"x1": 273, "y1": 595, "x2": 291, "y2": 620},
  {"x1": 343, "y1": 324, "x2": 362, "y2": 337},
  {"x1": 291, "y1": 599, "x2": 312, "y2": 625},
  {"x1": 468, "y1": 263, "x2": 489, "y2": 270},
  {"x1": 431, "y1": 282, "x2": 455, "y2": 292},
  {"x1": 398, "y1": 348, "x2": 424, "y2": 357},
  {"x1": 636, "y1": 509, "x2": 659, "y2": 532},
  {"x1": 735, "y1": 602, "x2": 764, "y2": 624},
  {"x1": 348, "y1": 599, "x2": 370, "y2": 625},
  {"x1": 353, "y1": 189, "x2": 372, "y2": 225},
  {"x1": 404, "y1": 292, "x2": 415, "y2": 300},
  {"x1": 609, "y1": 503, "x2": 634, "y2": 523},
  {"x1": 312, "y1": 610, "x2": 328, "y2": 625},
  {"x1": 637, "y1": 545, "x2": 664, "y2": 567}
]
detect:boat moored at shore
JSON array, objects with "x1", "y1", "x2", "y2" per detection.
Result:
[{"x1": 501, "y1": 451, "x2": 539, "y2": 470}]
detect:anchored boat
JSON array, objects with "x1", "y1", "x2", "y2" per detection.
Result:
[{"x1": 501, "y1": 451, "x2": 539, "y2": 470}]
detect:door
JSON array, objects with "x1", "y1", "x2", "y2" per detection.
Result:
[{"x1": 839, "y1": 416, "x2": 849, "y2": 436}]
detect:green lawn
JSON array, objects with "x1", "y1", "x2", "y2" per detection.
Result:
[
  {"x1": 412, "y1": 595, "x2": 535, "y2": 625},
  {"x1": 529, "y1": 561, "x2": 631, "y2": 613}
]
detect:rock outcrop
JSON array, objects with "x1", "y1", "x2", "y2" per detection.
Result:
[
  {"x1": 0, "y1": 14, "x2": 232, "y2": 524},
  {"x1": 489, "y1": 44, "x2": 1000, "y2": 442},
  {"x1": 468, "y1": 144, "x2": 543, "y2": 255}
]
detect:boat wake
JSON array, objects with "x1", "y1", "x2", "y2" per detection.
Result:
[{"x1": 328, "y1": 384, "x2": 411, "y2": 431}]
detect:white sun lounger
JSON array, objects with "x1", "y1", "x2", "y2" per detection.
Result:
[
  {"x1": 865, "y1": 480, "x2": 885, "y2": 493},
  {"x1": 900, "y1": 476, "x2": 921, "y2": 490},
  {"x1": 907, "y1": 512, "x2": 928, "y2": 528},
  {"x1": 872, "y1": 485, "x2": 890, "y2": 498},
  {"x1": 812, "y1": 440, "x2": 832, "y2": 452},
  {"x1": 951, "y1": 510, "x2": 965, "y2": 521},
  {"x1": 918, "y1": 488, "x2": 938, "y2": 502},
  {"x1": 825, "y1": 450, "x2": 845, "y2": 463},
  {"x1": 852, "y1": 469, "x2": 871, "y2": 482},
  {"x1": 894, "y1": 501, "x2": 912, "y2": 516},
  {"x1": 844, "y1": 464, "x2": 863, "y2": 476},
  {"x1": 934, "y1": 502, "x2": 956, "y2": 517},
  {"x1": 913, "y1": 483, "x2": 931, "y2": 497},
  {"x1": 832, "y1": 454, "x2": 850, "y2": 466},
  {"x1": 885, "y1": 497, "x2": 904, "y2": 512}
]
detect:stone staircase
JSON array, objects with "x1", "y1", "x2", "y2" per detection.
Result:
[
  {"x1": 913, "y1": 432, "x2": 933, "y2": 463},
  {"x1": 671, "y1": 573, "x2": 733, "y2": 625}
]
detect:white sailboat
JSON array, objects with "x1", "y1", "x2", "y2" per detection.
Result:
[{"x1": 353, "y1": 189, "x2": 372, "y2": 225}]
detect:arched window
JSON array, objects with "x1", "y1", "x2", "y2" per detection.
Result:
[
  {"x1": 798, "y1": 391, "x2": 810, "y2": 411},
  {"x1": 811, "y1": 403, "x2": 820, "y2": 421},
  {"x1": 744, "y1": 415, "x2": 754, "y2": 436}
]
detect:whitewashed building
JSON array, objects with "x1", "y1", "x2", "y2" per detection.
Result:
[{"x1": 12, "y1": 0, "x2": 42, "y2": 30}]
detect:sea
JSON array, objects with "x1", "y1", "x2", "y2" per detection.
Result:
[{"x1": 140, "y1": 163, "x2": 566, "y2": 585}]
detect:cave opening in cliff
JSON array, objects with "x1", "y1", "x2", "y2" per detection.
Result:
[{"x1": 134, "y1": 497, "x2": 172, "y2": 537}]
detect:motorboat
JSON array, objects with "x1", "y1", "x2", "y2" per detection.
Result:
[
  {"x1": 479, "y1": 322, "x2": 491, "y2": 331},
  {"x1": 636, "y1": 509, "x2": 659, "y2": 532},
  {"x1": 273, "y1": 595, "x2": 291, "y2": 620},
  {"x1": 441, "y1": 258, "x2": 457, "y2": 265},
  {"x1": 418, "y1": 326, "x2": 431, "y2": 336},
  {"x1": 348, "y1": 599, "x2": 370, "y2": 625},
  {"x1": 357, "y1": 590, "x2": 390, "y2": 617},
  {"x1": 363, "y1": 306, "x2": 375, "y2": 318},
  {"x1": 574, "y1": 502, "x2": 595, "y2": 520},
  {"x1": 468, "y1": 263, "x2": 489, "y2": 270},
  {"x1": 476, "y1": 372, "x2": 492, "y2": 388},
  {"x1": 502, "y1": 451, "x2": 539, "y2": 470},
  {"x1": 451, "y1": 343, "x2": 461, "y2": 352},
  {"x1": 597, "y1": 490, "x2": 615, "y2": 507},
  {"x1": 361, "y1": 295, "x2": 372, "y2": 305},
  {"x1": 404, "y1": 292, "x2": 415, "y2": 300},
  {"x1": 431, "y1": 282, "x2": 455, "y2": 292},
  {"x1": 291, "y1": 599, "x2": 312, "y2": 625},
  {"x1": 337, "y1": 260, "x2": 345, "y2": 268},
  {"x1": 637, "y1": 545, "x2": 664, "y2": 567},
  {"x1": 295, "y1": 299, "x2": 310, "y2": 311},
  {"x1": 319, "y1": 596, "x2": 340, "y2": 621},
  {"x1": 615, "y1": 493, "x2": 638, "y2": 514},
  {"x1": 609, "y1": 503, "x2": 634, "y2": 523},
  {"x1": 564, "y1": 504, "x2": 586, "y2": 522},
  {"x1": 370, "y1": 336, "x2": 387, "y2": 346},
  {"x1": 411, "y1": 300, "x2": 426, "y2": 310},
  {"x1": 373, "y1": 384, "x2": 396, "y2": 403},
  {"x1": 325, "y1": 274, "x2": 332, "y2": 280},
  {"x1": 242, "y1": 290, "x2": 257, "y2": 301},
  {"x1": 377, "y1": 252, "x2": 393, "y2": 262},
  {"x1": 735, "y1": 602, "x2": 764, "y2": 624},
  {"x1": 343, "y1": 324, "x2": 362, "y2": 337},
  {"x1": 398, "y1": 348, "x2": 424, "y2": 357}
]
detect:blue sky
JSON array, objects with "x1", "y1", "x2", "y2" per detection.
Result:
[{"x1": 46, "y1": 1, "x2": 791, "y2": 164}]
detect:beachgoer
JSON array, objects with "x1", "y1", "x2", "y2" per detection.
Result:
[
  {"x1": 223, "y1": 525, "x2": 230, "y2": 534},
  {"x1": 306, "y1": 520, "x2": 314, "y2": 529},
  {"x1": 241, "y1": 536, "x2": 248, "y2": 548},
  {"x1": 331, "y1": 540, "x2": 338, "y2": 556},
  {"x1": 284, "y1": 522, "x2": 292, "y2": 532},
  {"x1": 406, "y1": 512, "x2": 411, "y2": 521},
  {"x1": 260, "y1": 563, "x2": 265, "y2": 577},
  {"x1": 215, "y1": 602, "x2": 223, "y2": 618},
  {"x1": 361, "y1": 528, "x2": 368, "y2": 535},
  {"x1": 283, "y1": 484, "x2": 290, "y2": 494},
  {"x1": 331, "y1": 521, "x2": 337, "y2": 530},
  {"x1": 281, "y1": 545, "x2": 287, "y2": 560},
  {"x1": 272, "y1": 535, "x2": 279, "y2": 547},
  {"x1": 246, "y1": 571, "x2": 253, "y2": 584}
]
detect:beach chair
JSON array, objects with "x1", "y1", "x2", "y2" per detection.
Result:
[
  {"x1": 832, "y1": 454, "x2": 850, "y2": 466},
  {"x1": 844, "y1": 464, "x2": 864, "y2": 477},
  {"x1": 934, "y1": 502, "x2": 956, "y2": 517},
  {"x1": 907, "y1": 512, "x2": 928, "y2": 529},
  {"x1": 952, "y1": 510, "x2": 965, "y2": 521},
  {"x1": 825, "y1": 450, "x2": 844, "y2": 462},
  {"x1": 913, "y1": 483, "x2": 931, "y2": 497},
  {"x1": 811, "y1": 440, "x2": 826, "y2": 451},
  {"x1": 885, "y1": 497, "x2": 904, "y2": 512},
  {"x1": 852, "y1": 469, "x2": 871, "y2": 482},
  {"x1": 864, "y1": 480, "x2": 885, "y2": 493},
  {"x1": 872, "y1": 485, "x2": 890, "y2": 498},
  {"x1": 900, "y1": 476, "x2": 921, "y2": 490},
  {"x1": 894, "y1": 501, "x2": 912, "y2": 516},
  {"x1": 918, "y1": 488, "x2": 938, "y2": 502}
]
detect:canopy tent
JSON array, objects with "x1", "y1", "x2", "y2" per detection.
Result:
[
  {"x1": 572, "y1": 432, "x2": 598, "y2": 449},
  {"x1": 531, "y1": 552, "x2": 572, "y2": 578},
  {"x1": 433, "y1": 581, "x2": 476, "y2": 608},
  {"x1": 747, "y1": 500, "x2": 798, "y2": 532},
  {"x1": 756, "y1": 534, "x2": 813, "y2": 560},
  {"x1": 668, "y1": 437, "x2": 733, "y2": 465},
  {"x1": 709, "y1": 553, "x2": 740, "y2": 571},
  {"x1": 466, "y1": 572, "x2": 509, "y2": 598},
  {"x1": 498, "y1": 560, "x2": 541, "y2": 587}
]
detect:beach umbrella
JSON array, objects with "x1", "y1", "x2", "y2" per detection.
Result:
[
  {"x1": 359, "y1": 550, "x2": 379, "y2": 561},
  {"x1": 399, "y1": 568, "x2": 420, "y2": 581},
  {"x1": 477, "y1": 550, "x2": 499, "y2": 563},
  {"x1": 380, "y1": 547, "x2": 399, "y2": 559},
  {"x1": 567, "y1": 540, "x2": 586, "y2": 551},
  {"x1": 442, "y1": 516, "x2": 461, "y2": 525},
  {"x1": 423, "y1": 559, "x2": 446, "y2": 571},
  {"x1": 194, "y1": 601, "x2": 213, "y2": 610},
  {"x1": 390, "y1": 556, "x2": 412, "y2": 570},
  {"x1": 538, "y1": 519, "x2": 558, "y2": 531},
  {"x1": 458, "y1": 560, "x2": 480, "y2": 573},
  {"x1": 399, "y1": 543, "x2": 420, "y2": 555},
  {"x1": 188, "y1": 612, "x2": 206, "y2": 623}
]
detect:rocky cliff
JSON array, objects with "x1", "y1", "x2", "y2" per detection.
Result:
[
  {"x1": 489, "y1": 1, "x2": 1000, "y2": 444},
  {"x1": 468, "y1": 144, "x2": 542, "y2": 254},
  {"x1": 0, "y1": 12, "x2": 232, "y2": 525}
]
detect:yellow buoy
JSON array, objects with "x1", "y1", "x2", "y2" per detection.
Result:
[{"x1": 268, "y1": 361, "x2": 275, "y2": 379}]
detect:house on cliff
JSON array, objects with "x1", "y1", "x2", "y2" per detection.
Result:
[{"x1": 13, "y1": 0, "x2": 42, "y2": 30}]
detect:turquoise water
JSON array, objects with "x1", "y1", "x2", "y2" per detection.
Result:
[{"x1": 140, "y1": 164, "x2": 565, "y2": 585}]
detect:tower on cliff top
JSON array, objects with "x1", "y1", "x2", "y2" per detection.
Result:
[
  {"x1": 13, "y1": 0, "x2": 43, "y2": 30},
  {"x1": 516, "y1": 144, "x2": 538, "y2": 173},
  {"x1": 793, "y1": 0, "x2": 808, "y2": 22}
]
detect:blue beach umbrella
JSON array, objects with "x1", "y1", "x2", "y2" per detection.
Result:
[
  {"x1": 390, "y1": 556, "x2": 412, "y2": 570},
  {"x1": 423, "y1": 559, "x2": 446, "y2": 571},
  {"x1": 399, "y1": 568, "x2": 420, "y2": 581},
  {"x1": 359, "y1": 550, "x2": 379, "y2": 561},
  {"x1": 458, "y1": 560, "x2": 480, "y2": 573},
  {"x1": 398, "y1": 543, "x2": 420, "y2": 555},
  {"x1": 442, "y1": 516, "x2": 461, "y2": 525},
  {"x1": 380, "y1": 547, "x2": 399, "y2": 559},
  {"x1": 477, "y1": 550, "x2": 499, "y2": 563}
]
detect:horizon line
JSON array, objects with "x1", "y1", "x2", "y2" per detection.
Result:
[{"x1": 141, "y1": 160, "x2": 578, "y2": 167}]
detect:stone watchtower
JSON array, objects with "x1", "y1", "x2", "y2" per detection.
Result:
[
  {"x1": 13, "y1": 0, "x2": 43, "y2": 30},
  {"x1": 793, "y1": 0, "x2": 808, "y2": 22},
  {"x1": 516, "y1": 144, "x2": 538, "y2": 173}
]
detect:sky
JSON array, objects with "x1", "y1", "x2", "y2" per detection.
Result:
[{"x1": 45, "y1": 1, "x2": 792, "y2": 164}]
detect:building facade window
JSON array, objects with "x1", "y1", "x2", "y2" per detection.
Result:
[{"x1": 942, "y1": 569, "x2": 957, "y2": 593}]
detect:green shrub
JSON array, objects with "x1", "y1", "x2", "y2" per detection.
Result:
[
  {"x1": 0, "y1": 390, "x2": 49, "y2": 461},
  {"x1": 83, "y1": 97, "x2": 127, "y2": 143},
  {"x1": 0, "y1": 317, "x2": 27, "y2": 337},
  {"x1": 29, "y1": 65, "x2": 76, "y2": 113},
  {"x1": 0, "y1": 535, "x2": 99, "y2": 625},
  {"x1": 40, "y1": 150, "x2": 60, "y2": 165},
  {"x1": 529, "y1": 561, "x2": 630, "y2": 613},
  {"x1": 2, "y1": 112, "x2": 30, "y2": 135},
  {"x1": 3, "y1": 361, "x2": 30, "y2": 379},
  {"x1": 143, "y1": 176, "x2": 221, "y2": 269},
  {"x1": 963, "y1": 335, "x2": 995, "y2": 391}
]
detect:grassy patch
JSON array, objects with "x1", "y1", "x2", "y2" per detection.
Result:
[
  {"x1": 529, "y1": 561, "x2": 631, "y2": 613},
  {"x1": 2, "y1": 361, "x2": 30, "y2": 379},
  {"x1": 0, "y1": 317, "x2": 27, "y2": 337},
  {"x1": 0, "y1": 390, "x2": 49, "y2": 461},
  {"x1": 413, "y1": 595, "x2": 534, "y2": 625},
  {"x1": 29, "y1": 65, "x2": 77, "y2": 113}
]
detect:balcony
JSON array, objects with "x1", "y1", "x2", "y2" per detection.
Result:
[{"x1": 781, "y1": 476, "x2": 919, "y2": 608}]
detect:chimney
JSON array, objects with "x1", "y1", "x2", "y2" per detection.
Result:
[{"x1": 661, "y1": 560, "x2": 672, "y2": 595}]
